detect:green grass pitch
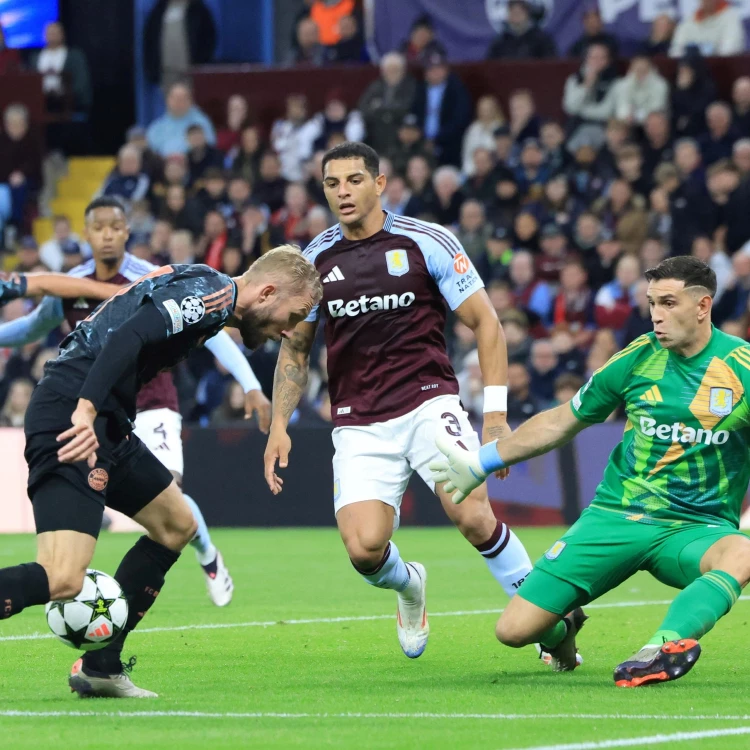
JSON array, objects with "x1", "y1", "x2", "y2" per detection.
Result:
[{"x1": 1, "y1": 527, "x2": 749, "y2": 750}]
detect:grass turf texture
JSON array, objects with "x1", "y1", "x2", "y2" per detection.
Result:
[{"x1": 1, "y1": 527, "x2": 749, "y2": 750}]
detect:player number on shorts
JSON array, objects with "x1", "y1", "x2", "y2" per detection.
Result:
[{"x1": 442, "y1": 412, "x2": 461, "y2": 437}]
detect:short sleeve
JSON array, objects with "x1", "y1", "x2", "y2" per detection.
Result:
[
  {"x1": 571, "y1": 348, "x2": 635, "y2": 423},
  {"x1": 421, "y1": 228, "x2": 484, "y2": 311},
  {"x1": 149, "y1": 271, "x2": 235, "y2": 338}
]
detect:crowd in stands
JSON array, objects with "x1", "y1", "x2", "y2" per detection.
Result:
[{"x1": 3, "y1": 0, "x2": 750, "y2": 427}]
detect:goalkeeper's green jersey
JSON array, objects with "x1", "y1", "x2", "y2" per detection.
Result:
[{"x1": 571, "y1": 327, "x2": 750, "y2": 527}]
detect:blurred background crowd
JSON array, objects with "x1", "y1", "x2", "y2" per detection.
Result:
[{"x1": 2, "y1": 0, "x2": 750, "y2": 429}]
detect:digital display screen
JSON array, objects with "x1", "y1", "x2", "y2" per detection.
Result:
[{"x1": 0, "y1": 0, "x2": 59, "y2": 49}]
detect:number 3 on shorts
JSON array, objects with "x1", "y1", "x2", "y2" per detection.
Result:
[{"x1": 442, "y1": 412, "x2": 461, "y2": 437}]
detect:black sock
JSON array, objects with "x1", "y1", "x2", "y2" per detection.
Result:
[
  {"x1": 0, "y1": 562, "x2": 50, "y2": 619},
  {"x1": 83, "y1": 536, "x2": 180, "y2": 674}
]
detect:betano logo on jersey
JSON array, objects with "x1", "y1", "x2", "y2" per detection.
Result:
[
  {"x1": 639, "y1": 416, "x2": 729, "y2": 445},
  {"x1": 327, "y1": 292, "x2": 416, "y2": 318}
]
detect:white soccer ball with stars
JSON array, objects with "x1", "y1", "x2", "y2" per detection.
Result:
[{"x1": 45, "y1": 569, "x2": 128, "y2": 651}]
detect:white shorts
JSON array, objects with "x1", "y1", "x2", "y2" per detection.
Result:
[
  {"x1": 133, "y1": 407, "x2": 184, "y2": 478},
  {"x1": 332, "y1": 395, "x2": 480, "y2": 527}
]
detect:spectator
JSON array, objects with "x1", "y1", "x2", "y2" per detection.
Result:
[
  {"x1": 359, "y1": 52, "x2": 416, "y2": 157},
  {"x1": 125, "y1": 125, "x2": 163, "y2": 181},
  {"x1": 670, "y1": 0, "x2": 745, "y2": 58},
  {"x1": 455, "y1": 200, "x2": 491, "y2": 261},
  {"x1": 647, "y1": 187, "x2": 672, "y2": 247},
  {"x1": 512, "y1": 210, "x2": 540, "y2": 253},
  {"x1": 32, "y1": 22, "x2": 92, "y2": 115},
  {"x1": 390, "y1": 114, "x2": 433, "y2": 178},
  {"x1": 216, "y1": 95, "x2": 249, "y2": 154},
  {"x1": 186, "y1": 124, "x2": 223, "y2": 186},
  {"x1": 587, "y1": 233, "x2": 624, "y2": 290},
  {"x1": 514, "y1": 138, "x2": 549, "y2": 200},
  {"x1": 528, "y1": 339, "x2": 560, "y2": 403},
  {"x1": 239, "y1": 201, "x2": 283, "y2": 259},
  {"x1": 159, "y1": 184, "x2": 199, "y2": 235},
  {"x1": 405, "y1": 155, "x2": 436, "y2": 212},
  {"x1": 230, "y1": 124, "x2": 263, "y2": 186},
  {"x1": 487, "y1": 280, "x2": 516, "y2": 318},
  {"x1": 252, "y1": 151, "x2": 289, "y2": 213},
  {"x1": 509, "y1": 248, "x2": 554, "y2": 325},
  {"x1": 305, "y1": 205, "x2": 332, "y2": 242},
  {"x1": 144, "y1": 0, "x2": 216, "y2": 89},
  {"x1": 552, "y1": 260, "x2": 595, "y2": 347},
  {"x1": 167, "y1": 229, "x2": 196, "y2": 265},
  {"x1": 563, "y1": 43, "x2": 619, "y2": 148},
  {"x1": 129, "y1": 199, "x2": 156, "y2": 245},
  {"x1": 691, "y1": 234, "x2": 732, "y2": 302},
  {"x1": 456, "y1": 349, "x2": 483, "y2": 419},
  {"x1": 714, "y1": 251, "x2": 750, "y2": 324},
  {"x1": 149, "y1": 219, "x2": 173, "y2": 264},
  {"x1": 640, "y1": 235, "x2": 668, "y2": 269},
  {"x1": 431, "y1": 166, "x2": 463, "y2": 226},
  {"x1": 553, "y1": 373, "x2": 585, "y2": 406},
  {"x1": 493, "y1": 125, "x2": 514, "y2": 167},
  {"x1": 568, "y1": 7, "x2": 619, "y2": 60},
  {"x1": 508, "y1": 88, "x2": 541, "y2": 144},
  {"x1": 462, "y1": 95, "x2": 505, "y2": 176},
  {"x1": 566, "y1": 141, "x2": 607, "y2": 205},
  {"x1": 381, "y1": 174, "x2": 413, "y2": 215},
  {"x1": 475, "y1": 225, "x2": 514, "y2": 283},
  {"x1": 400, "y1": 15, "x2": 435, "y2": 64},
  {"x1": 198, "y1": 210, "x2": 229, "y2": 269},
  {"x1": 528, "y1": 174, "x2": 582, "y2": 236},
  {"x1": 699, "y1": 101, "x2": 739, "y2": 166},
  {"x1": 0, "y1": 24, "x2": 20, "y2": 75},
  {"x1": 501, "y1": 310, "x2": 533, "y2": 364},
  {"x1": 219, "y1": 244, "x2": 247, "y2": 276},
  {"x1": 224, "y1": 175, "x2": 253, "y2": 229},
  {"x1": 733, "y1": 139, "x2": 750, "y2": 181},
  {"x1": 0, "y1": 103, "x2": 41, "y2": 228},
  {"x1": 272, "y1": 182, "x2": 312, "y2": 244},
  {"x1": 642, "y1": 111, "x2": 673, "y2": 177},
  {"x1": 486, "y1": 0, "x2": 556, "y2": 60},
  {"x1": 193, "y1": 167, "x2": 227, "y2": 223},
  {"x1": 572, "y1": 211, "x2": 603, "y2": 255},
  {"x1": 101, "y1": 144, "x2": 151, "y2": 208},
  {"x1": 540, "y1": 120, "x2": 571, "y2": 175},
  {"x1": 585, "y1": 329, "x2": 618, "y2": 380},
  {"x1": 671, "y1": 51, "x2": 717, "y2": 137},
  {"x1": 39, "y1": 215, "x2": 81, "y2": 272},
  {"x1": 325, "y1": 14, "x2": 367, "y2": 63},
  {"x1": 310, "y1": 89, "x2": 365, "y2": 153},
  {"x1": 732, "y1": 77, "x2": 750, "y2": 136},
  {"x1": 616, "y1": 144, "x2": 651, "y2": 199},
  {"x1": 643, "y1": 13, "x2": 675, "y2": 57},
  {"x1": 0, "y1": 378, "x2": 33, "y2": 427},
  {"x1": 613, "y1": 54, "x2": 669, "y2": 126},
  {"x1": 211, "y1": 381, "x2": 248, "y2": 426},
  {"x1": 147, "y1": 81, "x2": 216, "y2": 157},
  {"x1": 286, "y1": 16, "x2": 326, "y2": 67},
  {"x1": 150, "y1": 152, "x2": 189, "y2": 210},
  {"x1": 412, "y1": 44, "x2": 472, "y2": 167},
  {"x1": 535, "y1": 223, "x2": 570, "y2": 284},
  {"x1": 462, "y1": 148, "x2": 497, "y2": 205},
  {"x1": 595, "y1": 178, "x2": 648, "y2": 255},
  {"x1": 622, "y1": 278, "x2": 652, "y2": 345},
  {"x1": 304, "y1": 150, "x2": 327, "y2": 206},
  {"x1": 718, "y1": 161, "x2": 750, "y2": 254},
  {"x1": 310, "y1": 0, "x2": 356, "y2": 47},
  {"x1": 594, "y1": 253, "x2": 640, "y2": 331},
  {"x1": 594, "y1": 119, "x2": 631, "y2": 182},
  {"x1": 13, "y1": 236, "x2": 43, "y2": 272},
  {"x1": 271, "y1": 94, "x2": 319, "y2": 183},
  {"x1": 507, "y1": 362, "x2": 541, "y2": 421},
  {"x1": 487, "y1": 170, "x2": 521, "y2": 229},
  {"x1": 674, "y1": 138, "x2": 705, "y2": 187},
  {"x1": 549, "y1": 327, "x2": 586, "y2": 376}
]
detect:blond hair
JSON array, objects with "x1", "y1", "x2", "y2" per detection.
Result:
[{"x1": 245, "y1": 244, "x2": 322, "y2": 304}]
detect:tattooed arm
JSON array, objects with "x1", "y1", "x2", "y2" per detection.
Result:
[{"x1": 263, "y1": 320, "x2": 318, "y2": 494}]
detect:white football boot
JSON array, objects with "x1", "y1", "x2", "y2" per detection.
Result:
[
  {"x1": 69, "y1": 656, "x2": 158, "y2": 698},
  {"x1": 396, "y1": 562, "x2": 429, "y2": 658},
  {"x1": 203, "y1": 550, "x2": 234, "y2": 607}
]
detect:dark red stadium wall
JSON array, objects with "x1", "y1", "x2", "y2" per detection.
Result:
[{"x1": 192, "y1": 56, "x2": 750, "y2": 137}]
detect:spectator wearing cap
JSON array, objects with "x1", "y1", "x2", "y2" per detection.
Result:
[
  {"x1": 390, "y1": 114, "x2": 434, "y2": 177},
  {"x1": 508, "y1": 89, "x2": 541, "y2": 145},
  {"x1": 486, "y1": 0, "x2": 556, "y2": 60},
  {"x1": 462, "y1": 95, "x2": 505, "y2": 176},
  {"x1": 536, "y1": 223, "x2": 570, "y2": 284},
  {"x1": 271, "y1": 94, "x2": 319, "y2": 183},
  {"x1": 461, "y1": 148, "x2": 497, "y2": 206},
  {"x1": 671, "y1": 52, "x2": 717, "y2": 138},
  {"x1": 642, "y1": 112, "x2": 673, "y2": 177},
  {"x1": 431, "y1": 166, "x2": 463, "y2": 226},
  {"x1": 698, "y1": 102, "x2": 739, "y2": 167},
  {"x1": 359, "y1": 53, "x2": 416, "y2": 158},
  {"x1": 0, "y1": 103, "x2": 41, "y2": 229},
  {"x1": 455, "y1": 200, "x2": 492, "y2": 261},
  {"x1": 594, "y1": 251, "x2": 640, "y2": 332},
  {"x1": 252, "y1": 152, "x2": 289, "y2": 214},
  {"x1": 101, "y1": 144, "x2": 151, "y2": 209},
  {"x1": 287, "y1": 17, "x2": 326, "y2": 67},
  {"x1": 616, "y1": 144, "x2": 652, "y2": 200},
  {"x1": 622, "y1": 278, "x2": 652, "y2": 345},
  {"x1": 310, "y1": 90, "x2": 365, "y2": 153},
  {"x1": 563, "y1": 43, "x2": 619, "y2": 148},
  {"x1": 732, "y1": 77, "x2": 750, "y2": 136},
  {"x1": 146, "y1": 81, "x2": 216, "y2": 157},
  {"x1": 528, "y1": 339, "x2": 562, "y2": 404},
  {"x1": 612, "y1": 54, "x2": 669, "y2": 126},
  {"x1": 325, "y1": 14, "x2": 367, "y2": 63},
  {"x1": 568, "y1": 7, "x2": 619, "y2": 60},
  {"x1": 186, "y1": 124, "x2": 223, "y2": 186},
  {"x1": 507, "y1": 362, "x2": 542, "y2": 421},
  {"x1": 509, "y1": 249, "x2": 554, "y2": 325},
  {"x1": 514, "y1": 139, "x2": 549, "y2": 200},
  {"x1": 411, "y1": 44, "x2": 472, "y2": 167},
  {"x1": 643, "y1": 14, "x2": 676, "y2": 57},
  {"x1": 670, "y1": 0, "x2": 745, "y2": 58},
  {"x1": 39, "y1": 216, "x2": 81, "y2": 272},
  {"x1": 400, "y1": 15, "x2": 435, "y2": 63},
  {"x1": 553, "y1": 260, "x2": 596, "y2": 348},
  {"x1": 475, "y1": 225, "x2": 513, "y2": 283},
  {"x1": 540, "y1": 120, "x2": 571, "y2": 174}
]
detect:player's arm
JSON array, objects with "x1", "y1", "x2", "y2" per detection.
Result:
[
  {"x1": 264, "y1": 318, "x2": 318, "y2": 494},
  {"x1": 0, "y1": 296, "x2": 64, "y2": 347},
  {"x1": 19, "y1": 273, "x2": 120, "y2": 301},
  {"x1": 203, "y1": 329, "x2": 271, "y2": 433},
  {"x1": 57, "y1": 303, "x2": 169, "y2": 466}
]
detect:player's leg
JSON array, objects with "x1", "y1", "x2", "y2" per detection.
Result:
[
  {"x1": 333, "y1": 424, "x2": 428, "y2": 658},
  {"x1": 134, "y1": 407, "x2": 232, "y2": 606},
  {"x1": 615, "y1": 528, "x2": 750, "y2": 687}
]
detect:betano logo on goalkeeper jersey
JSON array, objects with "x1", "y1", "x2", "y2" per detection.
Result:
[{"x1": 638, "y1": 416, "x2": 729, "y2": 446}]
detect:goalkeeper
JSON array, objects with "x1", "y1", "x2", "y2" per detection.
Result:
[{"x1": 431, "y1": 256, "x2": 750, "y2": 687}]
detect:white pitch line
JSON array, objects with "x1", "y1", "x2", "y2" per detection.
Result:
[
  {"x1": 1, "y1": 596, "x2": 748, "y2": 644},
  {"x1": 505, "y1": 726, "x2": 750, "y2": 750},
  {"x1": 0, "y1": 710, "x2": 750, "y2": 721}
]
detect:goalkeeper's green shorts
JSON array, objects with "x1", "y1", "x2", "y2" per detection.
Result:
[{"x1": 517, "y1": 506, "x2": 745, "y2": 616}]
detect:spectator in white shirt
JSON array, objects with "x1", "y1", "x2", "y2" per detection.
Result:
[
  {"x1": 462, "y1": 95, "x2": 505, "y2": 176},
  {"x1": 613, "y1": 54, "x2": 669, "y2": 126},
  {"x1": 270, "y1": 94, "x2": 319, "y2": 182},
  {"x1": 670, "y1": 0, "x2": 745, "y2": 58}
]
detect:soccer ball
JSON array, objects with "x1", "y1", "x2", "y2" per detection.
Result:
[{"x1": 45, "y1": 569, "x2": 128, "y2": 651}]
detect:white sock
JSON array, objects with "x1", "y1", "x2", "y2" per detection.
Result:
[
  {"x1": 197, "y1": 543, "x2": 218, "y2": 567},
  {"x1": 356, "y1": 541, "x2": 410, "y2": 593},
  {"x1": 476, "y1": 522, "x2": 533, "y2": 599}
]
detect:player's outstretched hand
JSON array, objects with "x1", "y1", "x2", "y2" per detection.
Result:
[
  {"x1": 57, "y1": 399, "x2": 99, "y2": 468},
  {"x1": 429, "y1": 432, "x2": 488, "y2": 505},
  {"x1": 245, "y1": 389, "x2": 272, "y2": 434},
  {"x1": 264, "y1": 426, "x2": 292, "y2": 495}
]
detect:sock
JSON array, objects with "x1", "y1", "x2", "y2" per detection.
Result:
[
  {"x1": 539, "y1": 620, "x2": 568, "y2": 651},
  {"x1": 83, "y1": 536, "x2": 180, "y2": 674},
  {"x1": 474, "y1": 521, "x2": 533, "y2": 599},
  {"x1": 0, "y1": 562, "x2": 49, "y2": 619},
  {"x1": 352, "y1": 541, "x2": 411, "y2": 593},
  {"x1": 182, "y1": 493, "x2": 216, "y2": 565},
  {"x1": 646, "y1": 570, "x2": 742, "y2": 646}
]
